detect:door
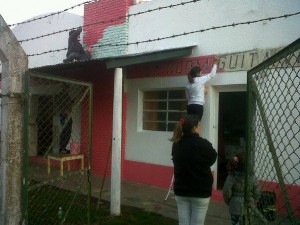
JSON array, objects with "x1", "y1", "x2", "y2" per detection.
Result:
[{"x1": 217, "y1": 91, "x2": 247, "y2": 189}]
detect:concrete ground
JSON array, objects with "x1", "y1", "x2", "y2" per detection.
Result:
[{"x1": 91, "y1": 176, "x2": 232, "y2": 225}]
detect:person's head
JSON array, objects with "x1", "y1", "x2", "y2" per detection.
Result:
[
  {"x1": 227, "y1": 152, "x2": 245, "y2": 173},
  {"x1": 170, "y1": 115, "x2": 200, "y2": 142},
  {"x1": 69, "y1": 30, "x2": 76, "y2": 36},
  {"x1": 69, "y1": 30, "x2": 80, "y2": 40},
  {"x1": 188, "y1": 66, "x2": 202, "y2": 83}
]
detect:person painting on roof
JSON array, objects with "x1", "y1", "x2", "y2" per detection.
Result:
[
  {"x1": 63, "y1": 27, "x2": 92, "y2": 63},
  {"x1": 185, "y1": 56, "x2": 219, "y2": 120}
]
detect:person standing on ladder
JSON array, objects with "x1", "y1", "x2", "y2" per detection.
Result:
[{"x1": 185, "y1": 56, "x2": 219, "y2": 120}]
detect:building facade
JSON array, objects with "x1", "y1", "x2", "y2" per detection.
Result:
[
  {"x1": 10, "y1": 0, "x2": 299, "y2": 202},
  {"x1": 82, "y1": 0, "x2": 300, "y2": 195}
]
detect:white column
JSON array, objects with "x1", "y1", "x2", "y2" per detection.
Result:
[{"x1": 110, "y1": 68, "x2": 123, "y2": 215}]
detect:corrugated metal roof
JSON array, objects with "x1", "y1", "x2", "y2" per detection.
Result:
[{"x1": 30, "y1": 45, "x2": 195, "y2": 73}]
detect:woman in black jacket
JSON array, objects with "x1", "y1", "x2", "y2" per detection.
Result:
[{"x1": 171, "y1": 115, "x2": 217, "y2": 225}]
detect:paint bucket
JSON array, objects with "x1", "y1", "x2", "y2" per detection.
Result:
[{"x1": 70, "y1": 142, "x2": 80, "y2": 155}]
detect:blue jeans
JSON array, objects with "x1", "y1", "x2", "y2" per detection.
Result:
[{"x1": 175, "y1": 196, "x2": 210, "y2": 225}]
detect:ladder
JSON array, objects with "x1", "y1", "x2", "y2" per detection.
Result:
[{"x1": 164, "y1": 175, "x2": 174, "y2": 202}]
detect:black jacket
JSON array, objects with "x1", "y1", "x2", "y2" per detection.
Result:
[
  {"x1": 172, "y1": 133, "x2": 217, "y2": 198},
  {"x1": 66, "y1": 28, "x2": 85, "y2": 57}
]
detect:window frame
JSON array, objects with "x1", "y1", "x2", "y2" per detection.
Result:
[{"x1": 142, "y1": 89, "x2": 187, "y2": 132}]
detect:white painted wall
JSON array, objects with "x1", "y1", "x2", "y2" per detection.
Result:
[
  {"x1": 126, "y1": 76, "x2": 186, "y2": 166},
  {"x1": 125, "y1": 0, "x2": 300, "y2": 168},
  {"x1": 12, "y1": 12, "x2": 83, "y2": 68},
  {"x1": 128, "y1": 0, "x2": 300, "y2": 55}
]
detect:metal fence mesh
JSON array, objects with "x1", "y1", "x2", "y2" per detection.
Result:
[
  {"x1": 246, "y1": 39, "x2": 300, "y2": 225},
  {"x1": 24, "y1": 72, "x2": 92, "y2": 225}
]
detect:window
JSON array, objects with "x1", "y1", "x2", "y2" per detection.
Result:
[{"x1": 143, "y1": 90, "x2": 187, "y2": 131}]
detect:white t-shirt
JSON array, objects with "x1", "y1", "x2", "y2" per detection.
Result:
[{"x1": 185, "y1": 64, "x2": 217, "y2": 105}]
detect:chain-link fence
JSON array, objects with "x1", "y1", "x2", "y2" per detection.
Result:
[
  {"x1": 23, "y1": 72, "x2": 93, "y2": 225},
  {"x1": 245, "y1": 38, "x2": 300, "y2": 225}
]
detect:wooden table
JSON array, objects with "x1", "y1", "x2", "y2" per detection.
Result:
[{"x1": 47, "y1": 153, "x2": 84, "y2": 176}]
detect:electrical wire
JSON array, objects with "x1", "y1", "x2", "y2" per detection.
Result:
[{"x1": 7, "y1": 0, "x2": 95, "y2": 27}]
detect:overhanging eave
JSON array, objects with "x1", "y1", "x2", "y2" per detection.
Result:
[{"x1": 106, "y1": 46, "x2": 195, "y2": 69}]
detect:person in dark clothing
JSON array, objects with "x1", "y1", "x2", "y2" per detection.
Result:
[
  {"x1": 223, "y1": 153, "x2": 260, "y2": 225},
  {"x1": 63, "y1": 27, "x2": 92, "y2": 63},
  {"x1": 171, "y1": 115, "x2": 217, "y2": 225},
  {"x1": 59, "y1": 112, "x2": 73, "y2": 154},
  {"x1": 58, "y1": 84, "x2": 74, "y2": 154}
]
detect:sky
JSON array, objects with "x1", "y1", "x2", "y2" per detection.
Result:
[{"x1": 0, "y1": 0, "x2": 85, "y2": 25}]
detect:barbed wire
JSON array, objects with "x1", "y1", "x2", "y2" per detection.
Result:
[
  {"x1": 27, "y1": 11, "x2": 300, "y2": 57},
  {"x1": 19, "y1": 0, "x2": 204, "y2": 43},
  {"x1": 19, "y1": 16, "x2": 124, "y2": 43},
  {"x1": 7, "y1": 0, "x2": 94, "y2": 27}
]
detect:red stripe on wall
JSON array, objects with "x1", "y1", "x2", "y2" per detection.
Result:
[{"x1": 126, "y1": 55, "x2": 224, "y2": 79}]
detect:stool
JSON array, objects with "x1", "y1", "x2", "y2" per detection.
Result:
[{"x1": 47, "y1": 153, "x2": 84, "y2": 176}]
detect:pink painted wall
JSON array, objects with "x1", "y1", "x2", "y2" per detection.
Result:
[
  {"x1": 83, "y1": 0, "x2": 133, "y2": 177},
  {"x1": 260, "y1": 180, "x2": 300, "y2": 217},
  {"x1": 83, "y1": 0, "x2": 132, "y2": 47}
]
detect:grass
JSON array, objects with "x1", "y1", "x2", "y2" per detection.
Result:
[
  {"x1": 28, "y1": 181, "x2": 177, "y2": 225},
  {"x1": 93, "y1": 201, "x2": 176, "y2": 225}
]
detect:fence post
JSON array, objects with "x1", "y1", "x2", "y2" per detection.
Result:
[{"x1": 0, "y1": 15, "x2": 28, "y2": 225}]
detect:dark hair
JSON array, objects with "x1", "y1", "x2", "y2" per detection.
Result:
[
  {"x1": 170, "y1": 115, "x2": 200, "y2": 142},
  {"x1": 69, "y1": 30, "x2": 76, "y2": 36},
  {"x1": 188, "y1": 66, "x2": 201, "y2": 84},
  {"x1": 227, "y1": 152, "x2": 246, "y2": 173}
]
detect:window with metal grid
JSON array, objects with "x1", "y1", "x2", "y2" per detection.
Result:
[{"x1": 142, "y1": 89, "x2": 187, "y2": 131}]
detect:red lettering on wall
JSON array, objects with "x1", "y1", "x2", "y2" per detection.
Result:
[{"x1": 127, "y1": 55, "x2": 223, "y2": 79}]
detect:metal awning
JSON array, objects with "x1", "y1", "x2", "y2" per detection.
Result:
[{"x1": 106, "y1": 45, "x2": 195, "y2": 69}]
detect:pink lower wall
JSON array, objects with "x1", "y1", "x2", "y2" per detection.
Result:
[
  {"x1": 122, "y1": 159, "x2": 300, "y2": 214},
  {"x1": 123, "y1": 160, "x2": 224, "y2": 202},
  {"x1": 123, "y1": 160, "x2": 173, "y2": 188},
  {"x1": 260, "y1": 180, "x2": 300, "y2": 217}
]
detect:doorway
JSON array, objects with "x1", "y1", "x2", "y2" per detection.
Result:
[
  {"x1": 217, "y1": 92, "x2": 247, "y2": 189},
  {"x1": 36, "y1": 96, "x2": 54, "y2": 156}
]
